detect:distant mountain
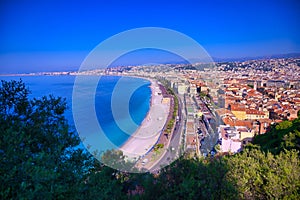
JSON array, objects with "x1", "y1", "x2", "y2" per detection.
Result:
[
  {"x1": 160, "y1": 53, "x2": 300, "y2": 65},
  {"x1": 211, "y1": 52, "x2": 300, "y2": 63}
]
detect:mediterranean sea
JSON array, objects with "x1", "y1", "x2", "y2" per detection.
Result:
[{"x1": 0, "y1": 75, "x2": 151, "y2": 148}]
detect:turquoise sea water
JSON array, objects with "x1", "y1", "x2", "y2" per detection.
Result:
[{"x1": 0, "y1": 75, "x2": 151, "y2": 148}]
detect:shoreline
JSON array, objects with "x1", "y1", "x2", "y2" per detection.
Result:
[
  {"x1": 120, "y1": 77, "x2": 170, "y2": 159},
  {"x1": 1, "y1": 74, "x2": 169, "y2": 159},
  {"x1": 119, "y1": 78, "x2": 154, "y2": 148}
]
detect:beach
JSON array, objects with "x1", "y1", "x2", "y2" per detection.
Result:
[{"x1": 120, "y1": 79, "x2": 170, "y2": 160}]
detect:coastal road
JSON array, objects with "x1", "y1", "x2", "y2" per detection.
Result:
[{"x1": 150, "y1": 93, "x2": 184, "y2": 171}]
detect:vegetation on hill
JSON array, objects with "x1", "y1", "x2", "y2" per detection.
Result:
[
  {"x1": 1, "y1": 80, "x2": 299, "y2": 199},
  {"x1": 253, "y1": 114, "x2": 300, "y2": 154}
]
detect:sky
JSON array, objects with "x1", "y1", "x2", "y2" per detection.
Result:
[{"x1": 0, "y1": 0, "x2": 299, "y2": 73}]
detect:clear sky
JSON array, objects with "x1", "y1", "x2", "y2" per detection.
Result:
[{"x1": 0, "y1": 0, "x2": 299, "y2": 73}]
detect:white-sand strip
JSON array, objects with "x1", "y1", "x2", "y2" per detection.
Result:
[{"x1": 120, "y1": 79, "x2": 170, "y2": 160}]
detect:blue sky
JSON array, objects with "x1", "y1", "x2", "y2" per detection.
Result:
[{"x1": 0, "y1": 0, "x2": 299, "y2": 73}]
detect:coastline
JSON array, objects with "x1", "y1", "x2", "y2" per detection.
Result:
[
  {"x1": 1, "y1": 74, "x2": 170, "y2": 160},
  {"x1": 120, "y1": 77, "x2": 170, "y2": 159}
]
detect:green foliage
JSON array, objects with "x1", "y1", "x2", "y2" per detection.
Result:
[
  {"x1": 226, "y1": 148, "x2": 300, "y2": 199},
  {"x1": 1, "y1": 80, "x2": 299, "y2": 199},
  {"x1": 199, "y1": 91, "x2": 207, "y2": 98},
  {"x1": 139, "y1": 158, "x2": 238, "y2": 200},
  {"x1": 275, "y1": 120, "x2": 293, "y2": 130},
  {"x1": 154, "y1": 143, "x2": 164, "y2": 152},
  {"x1": 80, "y1": 162, "x2": 126, "y2": 200},
  {"x1": 214, "y1": 144, "x2": 221, "y2": 152},
  {"x1": 164, "y1": 85, "x2": 179, "y2": 135},
  {"x1": 101, "y1": 149, "x2": 136, "y2": 172},
  {"x1": 135, "y1": 148, "x2": 300, "y2": 199},
  {"x1": 0, "y1": 80, "x2": 94, "y2": 199},
  {"x1": 253, "y1": 117, "x2": 300, "y2": 154}
]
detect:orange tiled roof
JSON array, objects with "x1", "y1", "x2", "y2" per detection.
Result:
[
  {"x1": 246, "y1": 109, "x2": 265, "y2": 115},
  {"x1": 230, "y1": 103, "x2": 246, "y2": 111},
  {"x1": 222, "y1": 117, "x2": 253, "y2": 129}
]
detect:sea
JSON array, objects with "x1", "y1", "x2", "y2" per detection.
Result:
[{"x1": 0, "y1": 75, "x2": 151, "y2": 150}]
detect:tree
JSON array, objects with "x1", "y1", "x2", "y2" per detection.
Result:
[
  {"x1": 0, "y1": 80, "x2": 94, "y2": 199},
  {"x1": 2, "y1": 79, "x2": 299, "y2": 199},
  {"x1": 226, "y1": 148, "x2": 300, "y2": 199},
  {"x1": 214, "y1": 144, "x2": 221, "y2": 152},
  {"x1": 79, "y1": 161, "x2": 126, "y2": 200},
  {"x1": 100, "y1": 149, "x2": 136, "y2": 172},
  {"x1": 140, "y1": 158, "x2": 238, "y2": 200},
  {"x1": 253, "y1": 116, "x2": 300, "y2": 154}
]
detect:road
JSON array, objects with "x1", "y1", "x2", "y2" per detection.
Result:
[
  {"x1": 150, "y1": 92, "x2": 220, "y2": 171},
  {"x1": 150, "y1": 93, "x2": 185, "y2": 171},
  {"x1": 194, "y1": 96, "x2": 219, "y2": 156}
]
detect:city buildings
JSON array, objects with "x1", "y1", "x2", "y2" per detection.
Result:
[{"x1": 24, "y1": 57, "x2": 300, "y2": 157}]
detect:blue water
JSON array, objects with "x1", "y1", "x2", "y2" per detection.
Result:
[{"x1": 0, "y1": 75, "x2": 151, "y2": 147}]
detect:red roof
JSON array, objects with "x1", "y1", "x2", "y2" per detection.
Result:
[
  {"x1": 230, "y1": 103, "x2": 246, "y2": 111},
  {"x1": 246, "y1": 109, "x2": 265, "y2": 115},
  {"x1": 222, "y1": 117, "x2": 253, "y2": 129}
]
